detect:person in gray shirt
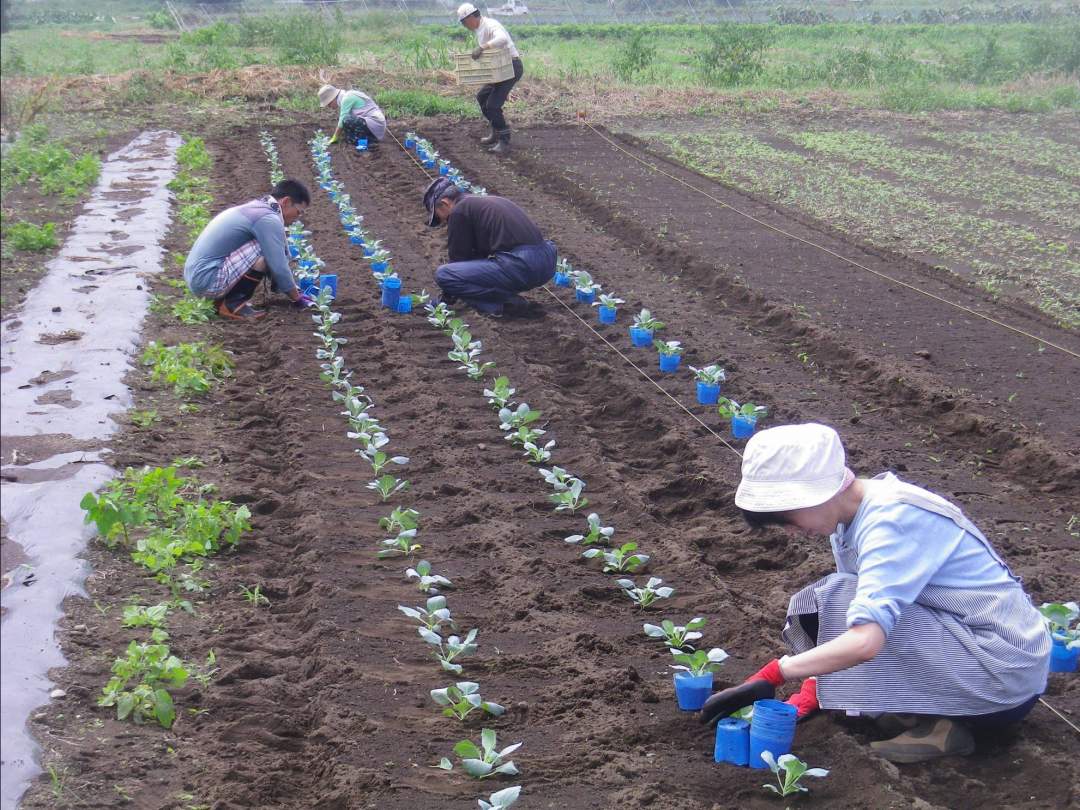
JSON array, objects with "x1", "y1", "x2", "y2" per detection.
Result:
[{"x1": 184, "y1": 179, "x2": 312, "y2": 321}]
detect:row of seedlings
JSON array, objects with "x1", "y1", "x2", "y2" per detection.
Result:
[
  {"x1": 259, "y1": 133, "x2": 523, "y2": 810},
  {"x1": 405, "y1": 132, "x2": 767, "y2": 440}
]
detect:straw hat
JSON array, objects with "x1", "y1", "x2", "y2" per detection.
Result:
[
  {"x1": 318, "y1": 84, "x2": 341, "y2": 107},
  {"x1": 734, "y1": 423, "x2": 848, "y2": 512}
]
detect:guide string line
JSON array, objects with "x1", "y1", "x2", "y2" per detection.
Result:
[
  {"x1": 386, "y1": 126, "x2": 1077, "y2": 738},
  {"x1": 580, "y1": 121, "x2": 1080, "y2": 363}
]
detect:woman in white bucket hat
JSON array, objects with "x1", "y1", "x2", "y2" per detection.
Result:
[
  {"x1": 318, "y1": 84, "x2": 387, "y2": 147},
  {"x1": 701, "y1": 423, "x2": 1050, "y2": 764}
]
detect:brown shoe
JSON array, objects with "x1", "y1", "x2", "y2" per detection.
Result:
[
  {"x1": 870, "y1": 717, "x2": 974, "y2": 764},
  {"x1": 217, "y1": 299, "x2": 267, "y2": 321}
]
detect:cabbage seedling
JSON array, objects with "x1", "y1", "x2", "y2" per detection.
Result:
[
  {"x1": 427, "y1": 302, "x2": 454, "y2": 328},
  {"x1": 505, "y1": 425, "x2": 546, "y2": 448},
  {"x1": 549, "y1": 478, "x2": 588, "y2": 513},
  {"x1": 689, "y1": 364, "x2": 727, "y2": 385},
  {"x1": 670, "y1": 647, "x2": 729, "y2": 676},
  {"x1": 643, "y1": 617, "x2": 706, "y2": 649},
  {"x1": 437, "y1": 728, "x2": 522, "y2": 778},
  {"x1": 1040, "y1": 601, "x2": 1080, "y2": 647},
  {"x1": 361, "y1": 447, "x2": 409, "y2": 476},
  {"x1": 632, "y1": 309, "x2": 665, "y2": 332},
  {"x1": 617, "y1": 577, "x2": 674, "y2": 608},
  {"x1": 593, "y1": 293, "x2": 625, "y2": 309},
  {"x1": 378, "y1": 529, "x2": 421, "y2": 558},
  {"x1": 463, "y1": 358, "x2": 496, "y2": 381},
  {"x1": 539, "y1": 466, "x2": 577, "y2": 491},
  {"x1": 761, "y1": 751, "x2": 829, "y2": 797},
  {"x1": 498, "y1": 403, "x2": 541, "y2": 431},
  {"x1": 484, "y1": 376, "x2": 516, "y2": 410},
  {"x1": 419, "y1": 627, "x2": 478, "y2": 674},
  {"x1": 121, "y1": 603, "x2": 170, "y2": 630},
  {"x1": 478, "y1": 786, "x2": 521, "y2": 809},
  {"x1": 407, "y1": 559, "x2": 452, "y2": 593},
  {"x1": 716, "y1": 397, "x2": 768, "y2": 421},
  {"x1": 368, "y1": 474, "x2": 410, "y2": 501},
  {"x1": 572, "y1": 270, "x2": 601, "y2": 295},
  {"x1": 399, "y1": 595, "x2": 454, "y2": 633},
  {"x1": 430, "y1": 681, "x2": 505, "y2": 721},
  {"x1": 380, "y1": 507, "x2": 420, "y2": 533},
  {"x1": 522, "y1": 440, "x2": 555, "y2": 464},
  {"x1": 583, "y1": 541, "x2": 649, "y2": 573},
  {"x1": 564, "y1": 513, "x2": 614, "y2": 546},
  {"x1": 654, "y1": 339, "x2": 683, "y2": 357}
]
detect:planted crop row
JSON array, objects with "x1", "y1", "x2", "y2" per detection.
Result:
[{"x1": 255, "y1": 134, "x2": 523, "y2": 809}]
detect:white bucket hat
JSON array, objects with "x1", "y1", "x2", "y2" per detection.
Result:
[
  {"x1": 318, "y1": 84, "x2": 341, "y2": 107},
  {"x1": 457, "y1": 2, "x2": 479, "y2": 20},
  {"x1": 734, "y1": 423, "x2": 848, "y2": 513}
]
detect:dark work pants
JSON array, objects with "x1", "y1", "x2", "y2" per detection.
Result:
[
  {"x1": 223, "y1": 267, "x2": 267, "y2": 308},
  {"x1": 435, "y1": 240, "x2": 556, "y2": 315},
  {"x1": 343, "y1": 116, "x2": 375, "y2": 146},
  {"x1": 476, "y1": 58, "x2": 524, "y2": 132}
]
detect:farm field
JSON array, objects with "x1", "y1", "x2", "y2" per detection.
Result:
[{"x1": 10, "y1": 121, "x2": 1079, "y2": 808}]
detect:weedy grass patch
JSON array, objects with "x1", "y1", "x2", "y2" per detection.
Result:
[
  {"x1": 140, "y1": 341, "x2": 234, "y2": 397},
  {"x1": 0, "y1": 124, "x2": 101, "y2": 199},
  {"x1": 3, "y1": 221, "x2": 58, "y2": 251}
]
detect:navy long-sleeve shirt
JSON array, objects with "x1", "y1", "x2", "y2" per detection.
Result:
[{"x1": 446, "y1": 194, "x2": 544, "y2": 262}]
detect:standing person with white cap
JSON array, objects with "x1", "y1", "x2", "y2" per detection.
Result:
[
  {"x1": 700, "y1": 423, "x2": 1050, "y2": 764},
  {"x1": 318, "y1": 84, "x2": 387, "y2": 147},
  {"x1": 457, "y1": 2, "x2": 523, "y2": 154}
]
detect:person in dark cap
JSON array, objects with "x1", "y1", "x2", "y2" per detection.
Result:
[{"x1": 423, "y1": 177, "x2": 556, "y2": 318}]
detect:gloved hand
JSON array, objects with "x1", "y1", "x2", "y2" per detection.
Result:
[
  {"x1": 471, "y1": 45, "x2": 485, "y2": 60},
  {"x1": 785, "y1": 677, "x2": 819, "y2": 720},
  {"x1": 699, "y1": 659, "x2": 786, "y2": 727},
  {"x1": 292, "y1": 292, "x2": 316, "y2": 309},
  {"x1": 329, "y1": 134, "x2": 340, "y2": 145}
]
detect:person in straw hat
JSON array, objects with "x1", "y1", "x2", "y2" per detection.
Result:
[
  {"x1": 318, "y1": 84, "x2": 387, "y2": 147},
  {"x1": 700, "y1": 423, "x2": 1050, "y2": 764}
]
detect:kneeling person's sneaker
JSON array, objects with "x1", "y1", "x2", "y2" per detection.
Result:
[
  {"x1": 870, "y1": 717, "x2": 974, "y2": 763},
  {"x1": 217, "y1": 299, "x2": 267, "y2": 321}
]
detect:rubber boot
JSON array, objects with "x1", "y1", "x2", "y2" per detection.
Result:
[
  {"x1": 870, "y1": 717, "x2": 975, "y2": 764},
  {"x1": 489, "y1": 130, "x2": 511, "y2": 154},
  {"x1": 479, "y1": 126, "x2": 498, "y2": 145}
]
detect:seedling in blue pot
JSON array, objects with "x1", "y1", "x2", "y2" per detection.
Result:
[
  {"x1": 593, "y1": 293, "x2": 624, "y2": 324},
  {"x1": 404, "y1": 132, "x2": 417, "y2": 149},
  {"x1": 1040, "y1": 601, "x2": 1080, "y2": 671},
  {"x1": 718, "y1": 398, "x2": 767, "y2": 439},
  {"x1": 671, "y1": 647, "x2": 729, "y2": 710},
  {"x1": 553, "y1": 257, "x2": 573, "y2": 287},
  {"x1": 655, "y1": 339, "x2": 684, "y2": 372},
  {"x1": 631, "y1": 309, "x2": 664, "y2": 347},
  {"x1": 572, "y1": 270, "x2": 600, "y2": 304},
  {"x1": 690, "y1": 364, "x2": 727, "y2": 405}
]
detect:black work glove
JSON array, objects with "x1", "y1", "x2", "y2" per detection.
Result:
[
  {"x1": 471, "y1": 46, "x2": 485, "y2": 60},
  {"x1": 699, "y1": 679, "x2": 776, "y2": 727}
]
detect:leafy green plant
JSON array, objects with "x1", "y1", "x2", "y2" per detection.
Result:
[
  {"x1": 506, "y1": 425, "x2": 546, "y2": 448},
  {"x1": 240, "y1": 584, "x2": 270, "y2": 609},
  {"x1": 539, "y1": 466, "x2": 578, "y2": 491},
  {"x1": 670, "y1": 647, "x2": 729, "y2": 676},
  {"x1": 438, "y1": 728, "x2": 521, "y2": 778},
  {"x1": 378, "y1": 529, "x2": 421, "y2": 559},
  {"x1": 368, "y1": 474, "x2": 410, "y2": 501},
  {"x1": 407, "y1": 560, "x2": 451, "y2": 593},
  {"x1": 171, "y1": 295, "x2": 216, "y2": 325},
  {"x1": 5, "y1": 221, "x2": 57, "y2": 251},
  {"x1": 654, "y1": 339, "x2": 684, "y2": 357},
  {"x1": 643, "y1": 617, "x2": 706, "y2": 649},
  {"x1": 98, "y1": 640, "x2": 189, "y2": 728},
  {"x1": 399, "y1": 595, "x2": 454, "y2": 634},
  {"x1": 141, "y1": 341, "x2": 234, "y2": 397},
  {"x1": 498, "y1": 404, "x2": 542, "y2": 432},
  {"x1": 419, "y1": 627, "x2": 478, "y2": 674},
  {"x1": 430, "y1": 681, "x2": 505, "y2": 721},
  {"x1": 564, "y1": 512, "x2": 614, "y2": 547},
  {"x1": 632, "y1": 309, "x2": 665, "y2": 332},
  {"x1": 379, "y1": 507, "x2": 420, "y2": 534},
  {"x1": 484, "y1": 376, "x2": 516, "y2": 410},
  {"x1": 593, "y1": 293, "x2": 625, "y2": 310},
  {"x1": 716, "y1": 397, "x2": 767, "y2": 420},
  {"x1": 617, "y1": 577, "x2": 674, "y2": 609},
  {"x1": 176, "y1": 137, "x2": 212, "y2": 173},
  {"x1": 696, "y1": 25, "x2": 769, "y2": 87},
  {"x1": 549, "y1": 478, "x2": 588, "y2": 513},
  {"x1": 121, "y1": 603, "x2": 170, "y2": 630},
  {"x1": 522, "y1": 439, "x2": 555, "y2": 464},
  {"x1": 613, "y1": 28, "x2": 657, "y2": 82},
  {"x1": 582, "y1": 541, "x2": 649, "y2": 573},
  {"x1": 689, "y1": 364, "x2": 726, "y2": 385},
  {"x1": 360, "y1": 447, "x2": 409, "y2": 476},
  {"x1": 1040, "y1": 601, "x2": 1080, "y2": 647},
  {"x1": 479, "y1": 786, "x2": 521, "y2": 809},
  {"x1": 130, "y1": 409, "x2": 159, "y2": 428},
  {"x1": 761, "y1": 751, "x2": 829, "y2": 797}
]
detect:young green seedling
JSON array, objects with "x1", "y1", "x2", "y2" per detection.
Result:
[
  {"x1": 522, "y1": 440, "x2": 556, "y2": 464},
  {"x1": 643, "y1": 617, "x2": 706, "y2": 649},
  {"x1": 498, "y1": 404, "x2": 541, "y2": 431},
  {"x1": 505, "y1": 425, "x2": 546, "y2": 448},
  {"x1": 399, "y1": 595, "x2": 454, "y2": 633},
  {"x1": 478, "y1": 786, "x2": 521, "y2": 810},
  {"x1": 549, "y1": 478, "x2": 588, "y2": 513},
  {"x1": 593, "y1": 293, "x2": 625, "y2": 309},
  {"x1": 380, "y1": 507, "x2": 420, "y2": 534},
  {"x1": 240, "y1": 584, "x2": 271, "y2": 609},
  {"x1": 716, "y1": 397, "x2": 768, "y2": 421},
  {"x1": 407, "y1": 559, "x2": 452, "y2": 593},
  {"x1": 564, "y1": 512, "x2": 614, "y2": 547},
  {"x1": 654, "y1": 339, "x2": 684, "y2": 356},
  {"x1": 426, "y1": 302, "x2": 454, "y2": 328},
  {"x1": 617, "y1": 577, "x2": 674, "y2": 609},
  {"x1": 632, "y1": 309, "x2": 665, "y2": 332},
  {"x1": 572, "y1": 270, "x2": 601, "y2": 295},
  {"x1": 368, "y1": 474, "x2": 410, "y2": 501},
  {"x1": 761, "y1": 752, "x2": 829, "y2": 797},
  {"x1": 484, "y1": 376, "x2": 516, "y2": 410},
  {"x1": 419, "y1": 627, "x2": 478, "y2": 674},
  {"x1": 361, "y1": 447, "x2": 409, "y2": 476},
  {"x1": 378, "y1": 529, "x2": 421, "y2": 558},
  {"x1": 583, "y1": 541, "x2": 649, "y2": 573},
  {"x1": 670, "y1": 647, "x2": 729, "y2": 676},
  {"x1": 539, "y1": 466, "x2": 576, "y2": 491},
  {"x1": 121, "y1": 604, "x2": 170, "y2": 630},
  {"x1": 437, "y1": 728, "x2": 522, "y2": 778},
  {"x1": 430, "y1": 681, "x2": 506, "y2": 721},
  {"x1": 1040, "y1": 601, "x2": 1080, "y2": 647},
  {"x1": 689, "y1": 364, "x2": 727, "y2": 385}
]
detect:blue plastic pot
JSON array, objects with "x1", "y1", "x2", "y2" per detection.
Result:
[
  {"x1": 696, "y1": 381, "x2": 721, "y2": 405},
  {"x1": 575, "y1": 288, "x2": 596, "y2": 305},
  {"x1": 288, "y1": 244, "x2": 300, "y2": 258},
  {"x1": 553, "y1": 271, "x2": 571, "y2": 287},
  {"x1": 439, "y1": 164, "x2": 449, "y2": 176},
  {"x1": 299, "y1": 277, "x2": 318, "y2": 296},
  {"x1": 714, "y1": 718, "x2": 750, "y2": 766},
  {"x1": 381, "y1": 277, "x2": 401, "y2": 310},
  {"x1": 363, "y1": 247, "x2": 375, "y2": 259},
  {"x1": 356, "y1": 138, "x2": 368, "y2": 151},
  {"x1": 598, "y1": 305, "x2": 617, "y2": 324},
  {"x1": 673, "y1": 671, "x2": 713, "y2": 711},
  {"x1": 629, "y1": 326, "x2": 653, "y2": 348},
  {"x1": 396, "y1": 297, "x2": 413, "y2": 314},
  {"x1": 405, "y1": 136, "x2": 415, "y2": 149},
  {"x1": 748, "y1": 699, "x2": 797, "y2": 769},
  {"x1": 732, "y1": 414, "x2": 758, "y2": 439},
  {"x1": 423, "y1": 159, "x2": 436, "y2": 169},
  {"x1": 299, "y1": 259, "x2": 315, "y2": 271},
  {"x1": 1050, "y1": 638, "x2": 1079, "y2": 672},
  {"x1": 371, "y1": 260, "x2": 388, "y2": 273},
  {"x1": 417, "y1": 149, "x2": 428, "y2": 160},
  {"x1": 659, "y1": 353, "x2": 682, "y2": 373},
  {"x1": 320, "y1": 274, "x2": 338, "y2": 299},
  {"x1": 349, "y1": 235, "x2": 364, "y2": 246}
]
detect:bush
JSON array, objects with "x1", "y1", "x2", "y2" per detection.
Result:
[
  {"x1": 695, "y1": 25, "x2": 769, "y2": 87},
  {"x1": 612, "y1": 28, "x2": 657, "y2": 82},
  {"x1": 5, "y1": 221, "x2": 58, "y2": 251},
  {"x1": 270, "y1": 12, "x2": 343, "y2": 66}
]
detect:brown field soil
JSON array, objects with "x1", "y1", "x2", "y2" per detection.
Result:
[{"x1": 19, "y1": 122, "x2": 1080, "y2": 809}]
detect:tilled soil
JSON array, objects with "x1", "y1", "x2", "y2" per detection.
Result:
[{"x1": 20, "y1": 122, "x2": 1079, "y2": 810}]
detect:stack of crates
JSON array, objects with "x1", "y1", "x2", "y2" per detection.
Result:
[{"x1": 453, "y1": 48, "x2": 515, "y2": 86}]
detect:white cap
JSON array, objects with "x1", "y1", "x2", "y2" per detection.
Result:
[
  {"x1": 457, "y1": 2, "x2": 478, "y2": 20},
  {"x1": 734, "y1": 423, "x2": 848, "y2": 512},
  {"x1": 318, "y1": 84, "x2": 340, "y2": 107}
]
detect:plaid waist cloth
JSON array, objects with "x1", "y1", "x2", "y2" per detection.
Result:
[{"x1": 207, "y1": 240, "x2": 263, "y2": 298}]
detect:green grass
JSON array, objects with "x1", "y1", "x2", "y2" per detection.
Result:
[
  {"x1": 374, "y1": 89, "x2": 474, "y2": 118},
  {"x1": 3, "y1": 221, "x2": 59, "y2": 251},
  {"x1": 0, "y1": 124, "x2": 101, "y2": 198}
]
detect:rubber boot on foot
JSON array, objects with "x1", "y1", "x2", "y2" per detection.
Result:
[
  {"x1": 870, "y1": 717, "x2": 974, "y2": 764},
  {"x1": 479, "y1": 127, "x2": 498, "y2": 145},
  {"x1": 489, "y1": 130, "x2": 511, "y2": 154}
]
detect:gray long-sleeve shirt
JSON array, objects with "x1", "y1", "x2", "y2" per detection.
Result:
[{"x1": 184, "y1": 197, "x2": 295, "y2": 296}]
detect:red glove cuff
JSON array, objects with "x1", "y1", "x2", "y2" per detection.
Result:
[
  {"x1": 785, "y1": 677, "x2": 819, "y2": 720},
  {"x1": 744, "y1": 658, "x2": 786, "y2": 687}
]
